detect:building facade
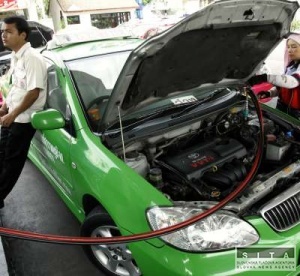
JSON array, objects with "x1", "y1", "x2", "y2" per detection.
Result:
[
  {"x1": 49, "y1": 0, "x2": 138, "y2": 31},
  {"x1": 0, "y1": 0, "x2": 42, "y2": 21}
]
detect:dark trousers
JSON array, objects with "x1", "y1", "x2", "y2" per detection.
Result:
[{"x1": 0, "y1": 122, "x2": 36, "y2": 201}]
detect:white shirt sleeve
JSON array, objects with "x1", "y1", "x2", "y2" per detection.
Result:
[
  {"x1": 24, "y1": 50, "x2": 47, "y2": 92},
  {"x1": 267, "y1": 74, "x2": 300, "y2": 89}
]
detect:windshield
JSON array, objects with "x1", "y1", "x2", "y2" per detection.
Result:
[
  {"x1": 66, "y1": 50, "x2": 237, "y2": 132},
  {"x1": 66, "y1": 51, "x2": 131, "y2": 111}
]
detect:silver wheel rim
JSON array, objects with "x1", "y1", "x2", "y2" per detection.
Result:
[{"x1": 91, "y1": 225, "x2": 141, "y2": 276}]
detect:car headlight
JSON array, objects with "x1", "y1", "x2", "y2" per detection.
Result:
[{"x1": 146, "y1": 206, "x2": 259, "y2": 252}]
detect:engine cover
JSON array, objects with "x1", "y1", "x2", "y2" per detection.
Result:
[{"x1": 163, "y1": 138, "x2": 247, "y2": 180}]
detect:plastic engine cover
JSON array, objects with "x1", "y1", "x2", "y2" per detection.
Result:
[{"x1": 163, "y1": 138, "x2": 247, "y2": 180}]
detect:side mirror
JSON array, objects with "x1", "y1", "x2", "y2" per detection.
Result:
[{"x1": 31, "y1": 109, "x2": 65, "y2": 130}]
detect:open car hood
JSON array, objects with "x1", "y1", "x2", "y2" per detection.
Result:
[{"x1": 102, "y1": 0, "x2": 298, "y2": 128}]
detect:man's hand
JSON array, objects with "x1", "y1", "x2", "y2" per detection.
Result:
[
  {"x1": 0, "y1": 109, "x2": 6, "y2": 117},
  {"x1": 248, "y1": 74, "x2": 268, "y2": 86},
  {"x1": 0, "y1": 112, "x2": 16, "y2": 127},
  {"x1": 0, "y1": 103, "x2": 8, "y2": 117},
  {"x1": 257, "y1": 90, "x2": 271, "y2": 99}
]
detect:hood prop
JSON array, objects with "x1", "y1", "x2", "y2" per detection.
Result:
[{"x1": 118, "y1": 105, "x2": 127, "y2": 162}]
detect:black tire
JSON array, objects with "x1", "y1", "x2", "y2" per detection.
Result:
[{"x1": 81, "y1": 207, "x2": 141, "y2": 276}]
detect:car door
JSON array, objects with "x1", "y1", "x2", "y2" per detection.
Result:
[{"x1": 31, "y1": 64, "x2": 75, "y2": 199}]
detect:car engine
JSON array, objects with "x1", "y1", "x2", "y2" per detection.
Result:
[{"x1": 106, "y1": 87, "x2": 300, "y2": 219}]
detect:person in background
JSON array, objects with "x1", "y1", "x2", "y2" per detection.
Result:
[
  {"x1": 248, "y1": 33, "x2": 300, "y2": 119},
  {"x1": 0, "y1": 16, "x2": 47, "y2": 208}
]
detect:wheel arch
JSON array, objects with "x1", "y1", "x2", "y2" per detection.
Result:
[{"x1": 82, "y1": 194, "x2": 107, "y2": 217}]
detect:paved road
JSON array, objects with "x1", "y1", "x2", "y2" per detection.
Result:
[{"x1": 0, "y1": 160, "x2": 104, "y2": 276}]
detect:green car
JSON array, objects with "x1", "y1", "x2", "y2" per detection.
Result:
[{"x1": 28, "y1": 0, "x2": 300, "y2": 275}]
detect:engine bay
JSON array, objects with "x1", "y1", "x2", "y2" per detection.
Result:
[{"x1": 105, "y1": 87, "x2": 300, "y2": 216}]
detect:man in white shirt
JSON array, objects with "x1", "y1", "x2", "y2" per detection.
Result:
[{"x1": 0, "y1": 16, "x2": 47, "y2": 208}]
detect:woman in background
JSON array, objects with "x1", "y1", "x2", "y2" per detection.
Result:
[{"x1": 249, "y1": 33, "x2": 300, "y2": 119}]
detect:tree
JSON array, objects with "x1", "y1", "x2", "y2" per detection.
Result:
[
  {"x1": 291, "y1": 19, "x2": 300, "y2": 31},
  {"x1": 43, "y1": 0, "x2": 50, "y2": 15}
]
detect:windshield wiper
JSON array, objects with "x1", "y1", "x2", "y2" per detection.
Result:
[
  {"x1": 171, "y1": 88, "x2": 227, "y2": 118},
  {"x1": 108, "y1": 88, "x2": 227, "y2": 131},
  {"x1": 112, "y1": 101, "x2": 199, "y2": 131}
]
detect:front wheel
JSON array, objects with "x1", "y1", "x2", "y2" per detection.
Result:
[{"x1": 80, "y1": 207, "x2": 141, "y2": 276}]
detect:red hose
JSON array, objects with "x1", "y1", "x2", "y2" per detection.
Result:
[{"x1": 0, "y1": 88, "x2": 263, "y2": 245}]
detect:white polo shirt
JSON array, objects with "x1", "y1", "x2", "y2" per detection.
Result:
[{"x1": 6, "y1": 42, "x2": 47, "y2": 123}]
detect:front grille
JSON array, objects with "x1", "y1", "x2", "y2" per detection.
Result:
[{"x1": 260, "y1": 184, "x2": 300, "y2": 232}]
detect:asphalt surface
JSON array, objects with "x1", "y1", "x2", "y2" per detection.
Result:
[
  {"x1": 0, "y1": 159, "x2": 104, "y2": 276},
  {"x1": 0, "y1": 234, "x2": 8, "y2": 276}
]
